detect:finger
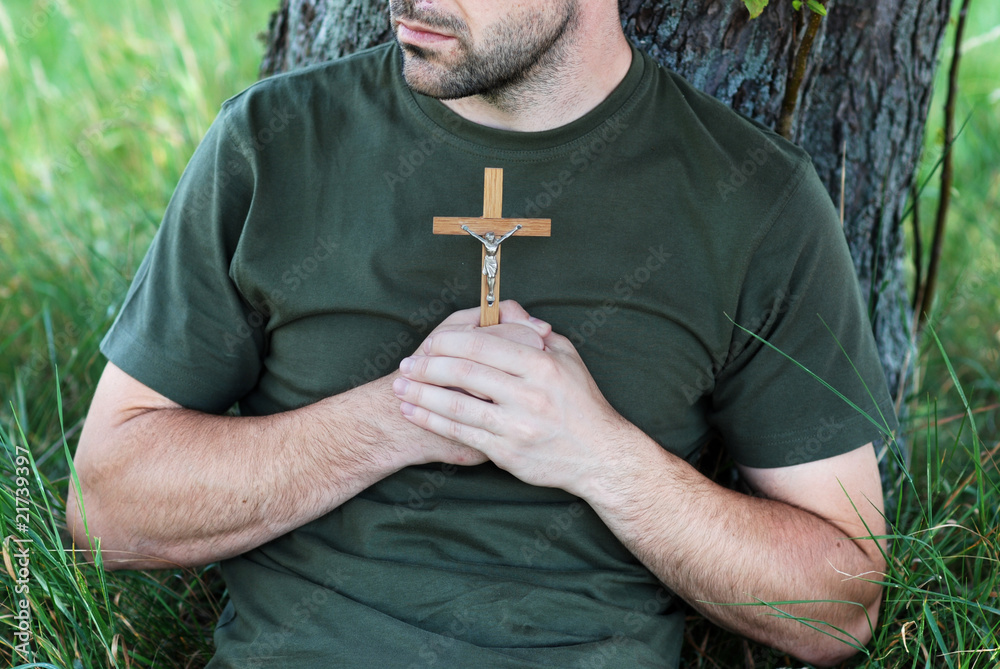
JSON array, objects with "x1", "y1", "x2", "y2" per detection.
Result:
[
  {"x1": 497, "y1": 299, "x2": 530, "y2": 322},
  {"x1": 414, "y1": 323, "x2": 545, "y2": 355},
  {"x1": 393, "y1": 376, "x2": 502, "y2": 430},
  {"x1": 542, "y1": 330, "x2": 581, "y2": 357},
  {"x1": 400, "y1": 401, "x2": 493, "y2": 452},
  {"x1": 415, "y1": 330, "x2": 541, "y2": 378},
  {"x1": 498, "y1": 300, "x2": 552, "y2": 337},
  {"x1": 393, "y1": 379, "x2": 499, "y2": 452},
  {"x1": 480, "y1": 323, "x2": 544, "y2": 350},
  {"x1": 436, "y1": 305, "x2": 483, "y2": 328},
  {"x1": 398, "y1": 354, "x2": 521, "y2": 406},
  {"x1": 417, "y1": 307, "x2": 486, "y2": 354}
]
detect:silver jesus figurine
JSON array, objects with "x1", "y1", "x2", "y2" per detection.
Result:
[{"x1": 461, "y1": 224, "x2": 522, "y2": 306}]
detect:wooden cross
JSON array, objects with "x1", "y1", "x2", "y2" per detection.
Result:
[{"x1": 433, "y1": 168, "x2": 551, "y2": 326}]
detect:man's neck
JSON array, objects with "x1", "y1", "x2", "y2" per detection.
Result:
[{"x1": 441, "y1": 27, "x2": 633, "y2": 133}]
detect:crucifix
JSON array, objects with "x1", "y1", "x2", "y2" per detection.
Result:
[{"x1": 433, "y1": 168, "x2": 552, "y2": 326}]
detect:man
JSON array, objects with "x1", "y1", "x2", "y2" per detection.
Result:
[{"x1": 67, "y1": 0, "x2": 897, "y2": 666}]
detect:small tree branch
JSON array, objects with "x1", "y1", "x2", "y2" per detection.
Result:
[
  {"x1": 917, "y1": 0, "x2": 973, "y2": 331},
  {"x1": 839, "y1": 138, "x2": 847, "y2": 226},
  {"x1": 910, "y1": 178, "x2": 923, "y2": 312},
  {"x1": 777, "y1": 2, "x2": 828, "y2": 139}
]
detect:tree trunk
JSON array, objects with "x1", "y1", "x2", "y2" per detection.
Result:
[{"x1": 259, "y1": 0, "x2": 951, "y2": 407}]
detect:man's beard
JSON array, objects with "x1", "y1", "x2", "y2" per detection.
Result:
[{"x1": 389, "y1": 0, "x2": 577, "y2": 102}]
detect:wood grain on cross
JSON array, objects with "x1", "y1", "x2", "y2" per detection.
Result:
[{"x1": 433, "y1": 168, "x2": 551, "y2": 326}]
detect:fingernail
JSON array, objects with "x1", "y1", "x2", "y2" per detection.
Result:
[
  {"x1": 422, "y1": 336, "x2": 433, "y2": 352},
  {"x1": 392, "y1": 378, "x2": 409, "y2": 396},
  {"x1": 399, "y1": 357, "x2": 414, "y2": 374},
  {"x1": 400, "y1": 402, "x2": 415, "y2": 416}
]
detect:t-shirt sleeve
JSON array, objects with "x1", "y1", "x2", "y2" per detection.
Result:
[
  {"x1": 100, "y1": 102, "x2": 264, "y2": 414},
  {"x1": 709, "y1": 161, "x2": 898, "y2": 468}
]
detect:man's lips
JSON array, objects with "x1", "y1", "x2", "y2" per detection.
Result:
[{"x1": 396, "y1": 20, "x2": 456, "y2": 46}]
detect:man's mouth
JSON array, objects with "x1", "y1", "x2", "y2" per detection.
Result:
[{"x1": 396, "y1": 20, "x2": 457, "y2": 47}]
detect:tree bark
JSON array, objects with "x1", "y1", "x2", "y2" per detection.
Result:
[{"x1": 259, "y1": 0, "x2": 951, "y2": 410}]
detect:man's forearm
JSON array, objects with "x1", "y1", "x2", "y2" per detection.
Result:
[
  {"x1": 70, "y1": 306, "x2": 543, "y2": 570},
  {"x1": 69, "y1": 373, "x2": 442, "y2": 570},
  {"x1": 585, "y1": 433, "x2": 885, "y2": 667}
]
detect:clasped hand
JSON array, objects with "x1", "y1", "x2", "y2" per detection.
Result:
[{"x1": 393, "y1": 301, "x2": 634, "y2": 496}]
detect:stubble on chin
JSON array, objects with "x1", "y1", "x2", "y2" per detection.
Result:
[
  {"x1": 390, "y1": 2, "x2": 472, "y2": 98},
  {"x1": 398, "y1": 44, "x2": 471, "y2": 100},
  {"x1": 392, "y1": 0, "x2": 578, "y2": 106}
]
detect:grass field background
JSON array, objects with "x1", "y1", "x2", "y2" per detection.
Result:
[{"x1": 1, "y1": 0, "x2": 997, "y2": 666}]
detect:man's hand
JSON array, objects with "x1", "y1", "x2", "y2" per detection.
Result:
[
  {"x1": 387, "y1": 300, "x2": 552, "y2": 469},
  {"x1": 392, "y1": 304, "x2": 637, "y2": 495}
]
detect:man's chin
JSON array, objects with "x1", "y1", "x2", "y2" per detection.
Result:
[
  {"x1": 402, "y1": 79, "x2": 468, "y2": 101},
  {"x1": 400, "y1": 61, "x2": 464, "y2": 100}
]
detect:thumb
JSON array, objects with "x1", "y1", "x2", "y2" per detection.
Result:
[{"x1": 497, "y1": 300, "x2": 552, "y2": 337}]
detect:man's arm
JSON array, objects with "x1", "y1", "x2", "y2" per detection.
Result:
[
  {"x1": 66, "y1": 363, "x2": 459, "y2": 570},
  {"x1": 393, "y1": 322, "x2": 887, "y2": 666},
  {"x1": 67, "y1": 304, "x2": 549, "y2": 570},
  {"x1": 585, "y1": 440, "x2": 886, "y2": 667}
]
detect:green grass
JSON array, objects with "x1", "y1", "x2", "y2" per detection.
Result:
[
  {"x1": 911, "y1": 0, "x2": 1000, "y2": 451},
  {"x1": 1, "y1": 0, "x2": 998, "y2": 667},
  {"x1": 0, "y1": 1, "x2": 274, "y2": 666}
]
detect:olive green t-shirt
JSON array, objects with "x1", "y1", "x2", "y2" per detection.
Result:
[{"x1": 101, "y1": 42, "x2": 897, "y2": 668}]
